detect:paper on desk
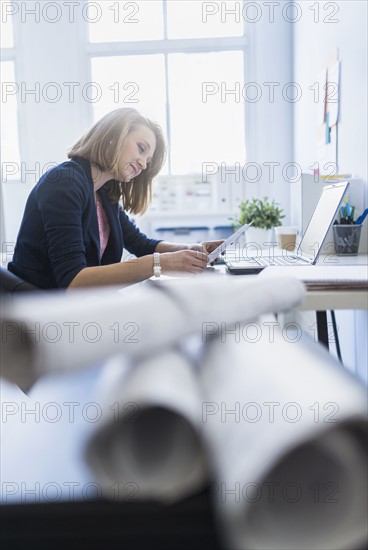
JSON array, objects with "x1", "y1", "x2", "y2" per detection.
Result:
[
  {"x1": 1, "y1": 275, "x2": 305, "y2": 389},
  {"x1": 85, "y1": 349, "x2": 207, "y2": 503},
  {"x1": 2, "y1": 271, "x2": 366, "y2": 550},
  {"x1": 82, "y1": 277, "x2": 305, "y2": 504},
  {"x1": 0, "y1": 275, "x2": 307, "y2": 509},
  {"x1": 199, "y1": 314, "x2": 368, "y2": 550}
]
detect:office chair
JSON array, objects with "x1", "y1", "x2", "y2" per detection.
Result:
[
  {"x1": 0, "y1": 267, "x2": 40, "y2": 394},
  {"x1": 0, "y1": 266, "x2": 39, "y2": 294}
]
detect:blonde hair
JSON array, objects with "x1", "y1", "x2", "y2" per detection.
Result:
[{"x1": 67, "y1": 108, "x2": 166, "y2": 214}]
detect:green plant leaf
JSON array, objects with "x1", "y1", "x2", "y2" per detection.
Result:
[{"x1": 231, "y1": 196, "x2": 285, "y2": 230}]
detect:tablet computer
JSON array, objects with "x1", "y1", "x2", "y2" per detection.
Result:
[{"x1": 208, "y1": 221, "x2": 253, "y2": 263}]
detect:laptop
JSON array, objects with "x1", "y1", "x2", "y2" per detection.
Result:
[{"x1": 225, "y1": 182, "x2": 349, "y2": 274}]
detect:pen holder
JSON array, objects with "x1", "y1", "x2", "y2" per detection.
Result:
[{"x1": 333, "y1": 224, "x2": 362, "y2": 256}]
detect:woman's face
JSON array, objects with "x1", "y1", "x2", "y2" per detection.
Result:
[{"x1": 116, "y1": 125, "x2": 157, "y2": 183}]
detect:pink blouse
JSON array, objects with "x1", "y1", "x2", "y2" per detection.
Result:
[{"x1": 96, "y1": 194, "x2": 110, "y2": 259}]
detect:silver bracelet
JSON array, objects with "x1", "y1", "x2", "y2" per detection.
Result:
[{"x1": 153, "y1": 252, "x2": 162, "y2": 278}]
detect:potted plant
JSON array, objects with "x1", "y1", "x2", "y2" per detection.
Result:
[{"x1": 231, "y1": 197, "x2": 285, "y2": 247}]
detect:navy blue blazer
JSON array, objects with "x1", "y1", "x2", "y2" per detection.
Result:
[{"x1": 8, "y1": 157, "x2": 160, "y2": 289}]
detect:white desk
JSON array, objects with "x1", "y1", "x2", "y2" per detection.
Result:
[
  {"x1": 298, "y1": 289, "x2": 367, "y2": 311},
  {"x1": 298, "y1": 254, "x2": 368, "y2": 311},
  {"x1": 208, "y1": 254, "x2": 368, "y2": 353},
  {"x1": 209, "y1": 254, "x2": 368, "y2": 310}
]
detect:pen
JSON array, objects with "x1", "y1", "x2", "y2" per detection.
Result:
[{"x1": 355, "y1": 208, "x2": 368, "y2": 225}]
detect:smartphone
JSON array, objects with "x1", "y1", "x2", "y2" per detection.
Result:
[{"x1": 208, "y1": 221, "x2": 253, "y2": 263}]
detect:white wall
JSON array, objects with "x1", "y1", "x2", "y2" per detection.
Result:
[
  {"x1": 294, "y1": 0, "x2": 367, "y2": 180},
  {"x1": 244, "y1": 14, "x2": 293, "y2": 220},
  {"x1": 293, "y1": 0, "x2": 368, "y2": 383}
]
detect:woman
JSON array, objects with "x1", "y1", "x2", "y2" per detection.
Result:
[{"x1": 8, "y1": 108, "x2": 223, "y2": 289}]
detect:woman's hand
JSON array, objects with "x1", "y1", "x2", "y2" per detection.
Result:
[
  {"x1": 189, "y1": 240, "x2": 225, "y2": 265},
  {"x1": 189, "y1": 240, "x2": 225, "y2": 254},
  {"x1": 160, "y1": 249, "x2": 209, "y2": 274}
]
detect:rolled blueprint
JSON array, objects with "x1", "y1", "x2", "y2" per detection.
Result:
[
  {"x1": 1, "y1": 275, "x2": 305, "y2": 389},
  {"x1": 85, "y1": 348, "x2": 207, "y2": 503},
  {"x1": 199, "y1": 315, "x2": 368, "y2": 550}
]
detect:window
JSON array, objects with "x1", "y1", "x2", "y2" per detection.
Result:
[
  {"x1": 0, "y1": 1, "x2": 14, "y2": 48},
  {"x1": 168, "y1": 51, "x2": 245, "y2": 173},
  {"x1": 87, "y1": 0, "x2": 246, "y2": 175},
  {"x1": 1, "y1": 5, "x2": 21, "y2": 181}
]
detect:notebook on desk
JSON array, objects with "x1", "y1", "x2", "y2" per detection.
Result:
[
  {"x1": 259, "y1": 265, "x2": 368, "y2": 290},
  {"x1": 226, "y1": 182, "x2": 349, "y2": 274}
]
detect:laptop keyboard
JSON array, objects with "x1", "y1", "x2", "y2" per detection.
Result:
[{"x1": 256, "y1": 256, "x2": 309, "y2": 266}]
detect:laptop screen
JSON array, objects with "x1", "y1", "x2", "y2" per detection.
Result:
[{"x1": 299, "y1": 182, "x2": 349, "y2": 262}]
